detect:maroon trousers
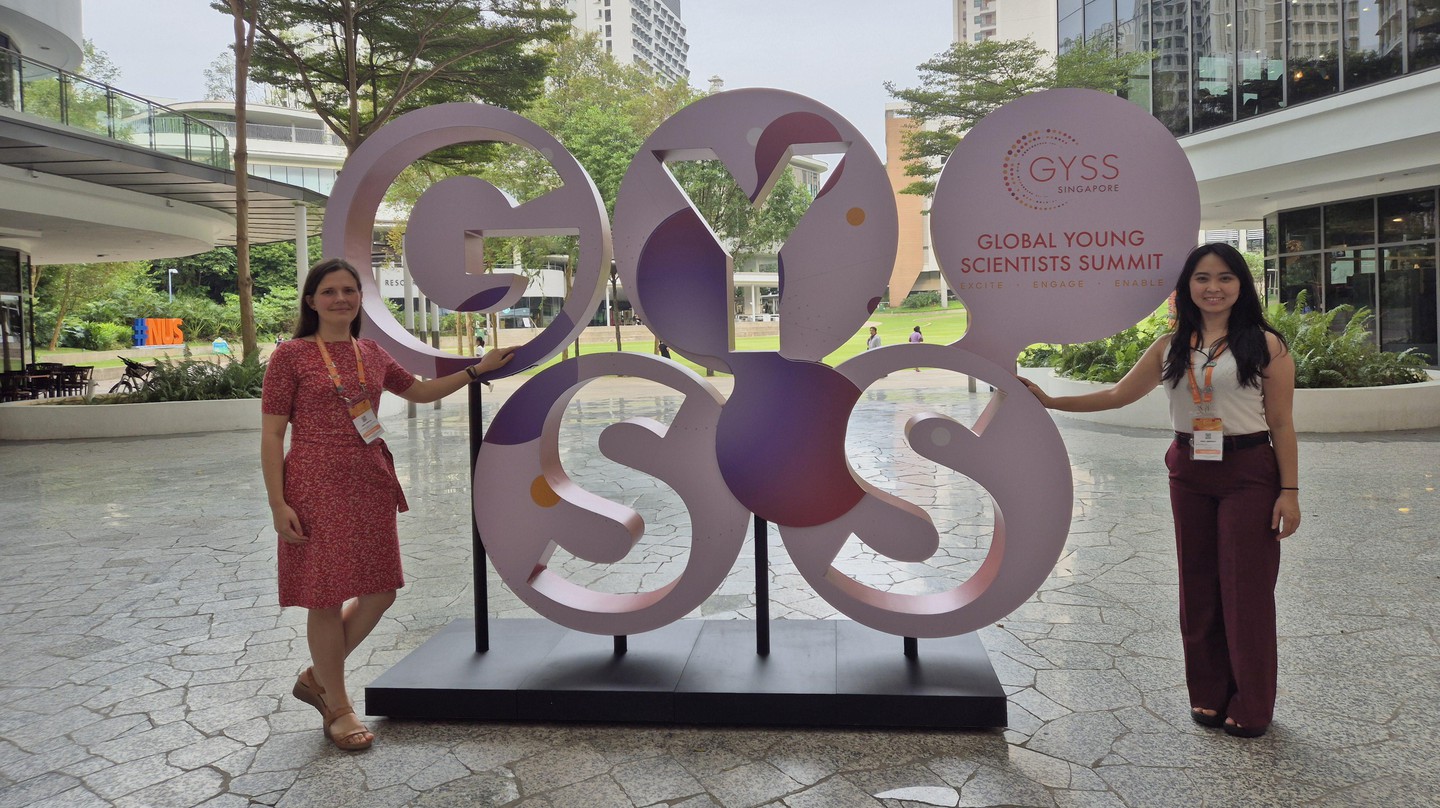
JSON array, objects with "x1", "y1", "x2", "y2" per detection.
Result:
[{"x1": 1165, "y1": 438, "x2": 1281, "y2": 729}]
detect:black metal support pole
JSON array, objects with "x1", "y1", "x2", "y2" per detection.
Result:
[
  {"x1": 755, "y1": 515, "x2": 770, "y2": 656},
  {"x1": 470, "y1": 381, "x2": 489, "y2": 653},
  {"x1": 904, "y1": 636, "x2": 918, "y2": 658},
  {"x1": 613, "y1": 636, "x2": 628, "y2": 655}
]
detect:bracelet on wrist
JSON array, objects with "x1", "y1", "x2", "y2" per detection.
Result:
[
  {"x1": 465, "y1": 365, "x2": 479, "y2": 380},
  {"x1": 1280, "y1": 486, "x2": 1299, "y2": 491}
]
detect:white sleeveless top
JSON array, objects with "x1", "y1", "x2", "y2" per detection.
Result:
[{"x1": 1164, "y1": 345, "x2": 1270, "y2": 435}]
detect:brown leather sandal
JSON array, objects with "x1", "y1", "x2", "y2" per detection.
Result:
[
  {"x1": 292, "y1": 667, "x2": 324, "y2": 714},
  {"x1": 322, "y1": 703, "x2": 374, "y2": 751}
]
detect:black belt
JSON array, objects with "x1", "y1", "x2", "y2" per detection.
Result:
[{"x1": 1173, "y1": 431, "x2": 1271, "y2": 450}]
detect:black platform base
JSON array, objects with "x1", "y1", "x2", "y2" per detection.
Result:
[{"x1": 365, "y1": 619, "x2": 1007, "y2": 729}]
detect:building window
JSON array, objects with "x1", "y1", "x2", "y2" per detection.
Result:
[
  {"x1": 1118, "y1": 0, "x2": 1152, "y2": 111},
  {"x1": 1192, "y1": 0, "x2": 1237, "y2": 131},
  {"x1": 1326, "y1": 249, "x2": 1379, "y2": 333},
  {"x1": 1085, "y1": 0, "x2": 1118, "y2": 49},
  {"x1": 1344, "y1": 0, "x2": 1403, "y2": 89},
  {"x1": 1411, "y1": 0, "x2": 1440, "y2": 71},
  {"x1": 1278, "y1": 253, "x2": 1323, "y2": 310},
  {"x1": 1380, "y1": 191, "x2": 1438, "y2": 243},
  {"x1": 1280, "y1": 207, "x2": 1323, "y2": 253},
  {"x1": 1380, "y1": 245, "x2": 1438, "y2": 358},
  {"x1": 1150, "y1": 0, "x2": 1191, "y2": 135},
  {"x1": 1267, "y1": 190, "x2": 1440, "y2": 362},
  {"x1": 1325, "y1": 198, "x2": 1376, "y2": 248},
  {"x1": 1060, "y1": 7, "x2": 1085, "y2": 50},
  {"x1": 1237, "y1": 0, "x2": 1285, "y2": 118},
  {"x1": 1289, "y1": 0, "x2": 1341, "y2": 103}
]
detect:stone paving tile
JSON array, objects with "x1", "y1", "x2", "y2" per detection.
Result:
[{"x1": 1, "y1": 375, "x2": 1437, "y2": 807}]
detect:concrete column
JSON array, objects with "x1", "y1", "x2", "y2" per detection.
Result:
[
  {"x1": 294, "y1": 204, "x2": 308, "y2": 294},
  {"x1": 402, "y1": 244, "x2": 416, "y2": 420},
  {"x1": 430, "y1": 300, "x2": 442, "y2": 410}
]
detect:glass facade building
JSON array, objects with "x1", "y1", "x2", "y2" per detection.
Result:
[
  {"x1": 1063, "y1": 0, "x2": 1440, "y2": 136},
  {"x1": 1061, "y1": 0, "x2": 1439, "y2": 363},
  {"x1": 1265, "y1": 188, "x2": 1437, "y2": 361}
]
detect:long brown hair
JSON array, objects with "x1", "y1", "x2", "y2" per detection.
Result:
[
  {"x1": 1161, "y1": 243, "x2": 1285, "y2": 389},
  {"x1": 293, "y1": 258, "x2": 363, "y2": 339}
]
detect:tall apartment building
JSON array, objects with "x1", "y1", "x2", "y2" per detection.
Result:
[
  {"x1": 955, "y1": 0, "x2": 1059, "y2": 50},
  {"x1": 552, "y1": 0, "x2": 689, "y2": 84}
]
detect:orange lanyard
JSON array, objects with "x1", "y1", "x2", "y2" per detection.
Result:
[
  {"x1": 1186, "y1": 341, "x2": 1226, "y2": 408},
  {"x1": 314, "y1": 338, "x2": 367, "y2": 401}
]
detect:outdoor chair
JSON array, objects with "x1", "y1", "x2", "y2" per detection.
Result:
[
  {"x1": 1, "y1": 372, "x2": 38, "y2": 402},
  {"x1": 18, "y1": 371, "x2": 54, "y2": 397},
  {"x1": 58, "y1": 365, "x2": 93, "y2": 397}
]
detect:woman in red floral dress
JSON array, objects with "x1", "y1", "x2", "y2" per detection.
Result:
[{"x1": 260, "y1": 259, "x2": 513, "y2": 750}]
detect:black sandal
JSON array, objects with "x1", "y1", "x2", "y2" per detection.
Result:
[
  {"x1": 1190, "y1": 707, "x2": 1225, "y2": 728},
  {"x1": 1223, "y1": 719, "x2": 1268, "y2": 738}
]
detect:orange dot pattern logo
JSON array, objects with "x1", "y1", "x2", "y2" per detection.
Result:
[{"x1": 1002, "y1": 129, "x2": 1077, "y2": 211}]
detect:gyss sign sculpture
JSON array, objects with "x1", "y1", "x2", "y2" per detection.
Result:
[{"x1": 322, "y1": 88, "x2": 1199, "y2": 639}]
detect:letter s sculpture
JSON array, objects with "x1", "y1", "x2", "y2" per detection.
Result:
[{"x1": 321, "y1": 88, "x2": 1199, "y2": 639}]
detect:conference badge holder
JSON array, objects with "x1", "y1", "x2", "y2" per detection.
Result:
[
  {"x1": 1190, "y1": 416, "x2": 1223, "y2": 461},
  {"x1": 349, "y1": 397, "x2": 385, "y2": 444}
]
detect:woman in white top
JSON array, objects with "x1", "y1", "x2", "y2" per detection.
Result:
[{"x1": 1021, "y1": 242, "x2": 1299, "y2": 738}]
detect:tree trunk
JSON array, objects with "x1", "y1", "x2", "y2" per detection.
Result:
[
  {"x1": 230, "y1": 0, "x2": 260, "y2": 359},
  {"x1": 47, "y1": 267, "x2": 74, "y2": 351}
]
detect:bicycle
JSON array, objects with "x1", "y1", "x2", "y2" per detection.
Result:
[{"x1": 108, "y1": 356, "x2": 155, "y2": 394}]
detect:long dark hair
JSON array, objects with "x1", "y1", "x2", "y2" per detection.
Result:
[
  {"x1": 1161, "y1": 243, "x2": 1285, "y2": 389},
  {"x1": 293, "y1": 258, "x2": 363, "y2": 339}
]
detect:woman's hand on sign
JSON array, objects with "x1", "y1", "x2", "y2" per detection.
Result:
[
  {"x1": 474, "y1": 346, "x2": 517, "y2": 375},
  {"x1": 1017, "y1": 376, "x2": 1056, "y2": 409}
]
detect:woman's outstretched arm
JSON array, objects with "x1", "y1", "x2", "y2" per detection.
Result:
[{"x1": 1019, "y1": 335, "x2": 1170, "y2": 413}]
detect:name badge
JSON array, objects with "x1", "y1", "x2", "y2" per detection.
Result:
[
  {"x1": 1191, "y1": 416, "x2": 1223, "y2": 461},
  {"x1": 349, "y1": 399, "x2": 385, "y2": 444}
]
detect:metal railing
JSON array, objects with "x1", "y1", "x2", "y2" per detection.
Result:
[
  {"x1": 0, "y1": 46, "x2": 231, "y2": 169},
  {"x1": 205, "y1": 119, "x2": 343, "y2": 147}
]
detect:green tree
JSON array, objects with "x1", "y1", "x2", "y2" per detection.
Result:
[
  {"x1": 669, "y1": 160, "x2": 813, "y2": 268},
  {"x1": 478, "y1": 36, "x2": 812, "y2": 270},
  {"x1": 1242, "y1": 251, "x2": 1265, "y2": 285},
  {"x1": 236, "y1": 0, "x2": 571, "y2": 156},
  {"x1": 79, "y1": 40, "x2": 122, "y2": 83},
  {"x1": 33, "y1": 261, "x2": 152, "y2": 349},
  {"x1": 886, "y1": 37, "x2": 1152, "y2": 196}
]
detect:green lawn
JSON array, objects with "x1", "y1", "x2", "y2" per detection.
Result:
[
  {"x1": 541, "y1": 305, "x2": 970, "y2": 377},
  {"x1": 32, "y1": 306, "x2": 971, "y2": 377}
]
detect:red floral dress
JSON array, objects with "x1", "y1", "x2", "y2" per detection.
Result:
[{"x1": 261, "y1": 338, "x2": 416, "y2": 608}]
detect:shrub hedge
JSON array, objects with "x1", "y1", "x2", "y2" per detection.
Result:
[{"x1": 1020, "y1": 294, "x2": 1431, "y2": 389}]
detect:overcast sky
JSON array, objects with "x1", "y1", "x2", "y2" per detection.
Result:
[{"x1": 80, "y1": 0, "x2": 954, "y2": 161}]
